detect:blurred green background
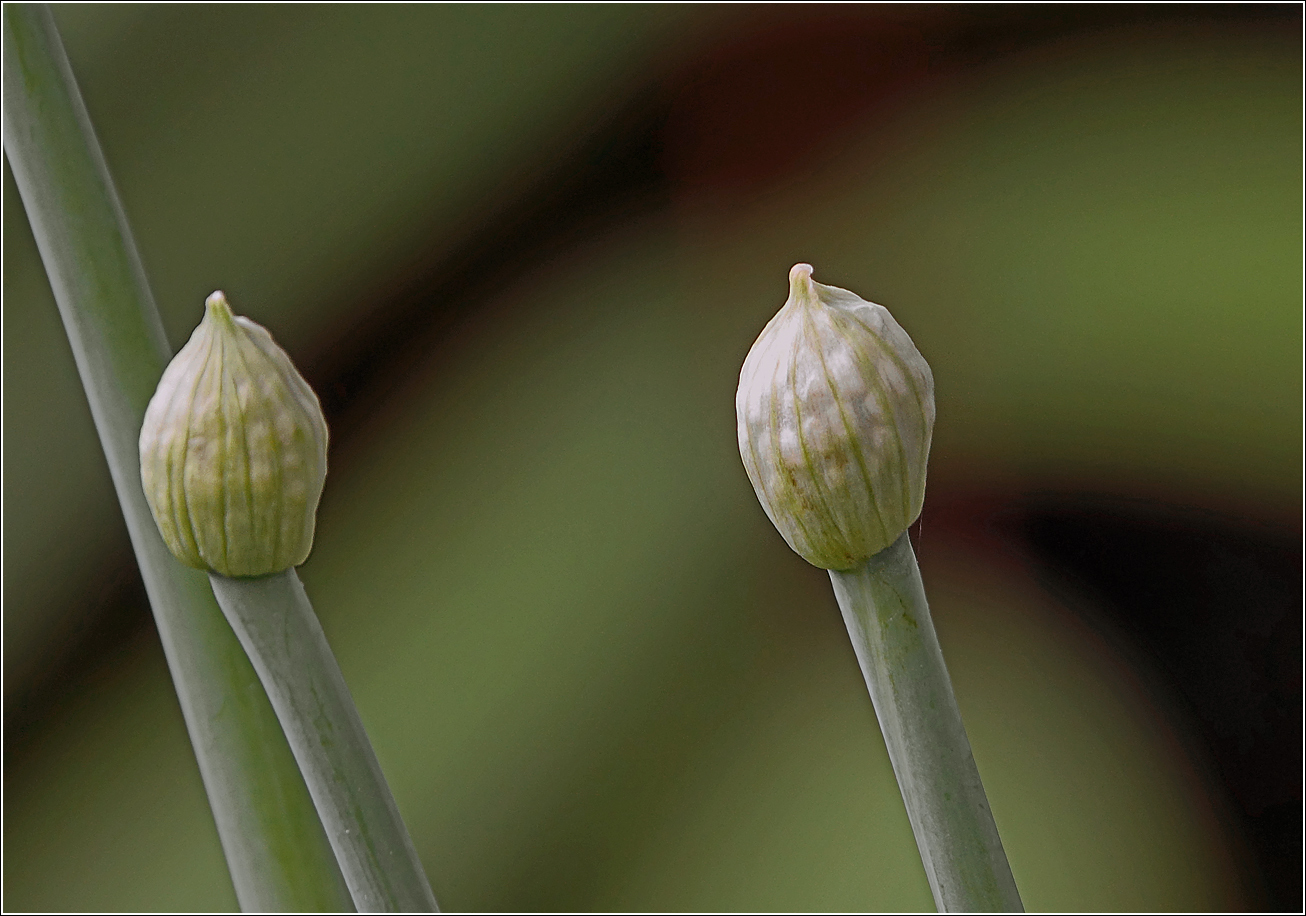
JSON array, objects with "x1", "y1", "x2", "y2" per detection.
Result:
[{"x1": 4, "y1": 5, "x2": 1300, "y2": 912}]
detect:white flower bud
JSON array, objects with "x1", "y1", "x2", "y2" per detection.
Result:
[
  {"x1": 736, "y1": 264, "x2": 935, "y2": 570},
  {"x1": 139, "y1": 291, "x2": 329, "y2": 578}
]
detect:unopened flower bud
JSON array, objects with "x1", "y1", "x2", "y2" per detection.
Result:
[
  {"x1": 139, "y1": 291, "x2": 329, "y2": 578},
  {"x1": 736, "y1": 264, "x2": 935, "y2": 570}
]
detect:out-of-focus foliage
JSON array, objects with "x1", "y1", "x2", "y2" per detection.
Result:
[{"x1": 3, "y1": 6, "x2": 1297, "y2": 912}]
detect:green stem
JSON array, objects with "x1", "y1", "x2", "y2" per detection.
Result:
[
  {"x1": 210, "y1": 570, "x2": 440, "y2": 913},
  {"x1": 2, "y1": 4, "x2": 351, "y2": 910},
  {"x1": 829, "y1": 532, "x2": 1023, "y2": 913}
]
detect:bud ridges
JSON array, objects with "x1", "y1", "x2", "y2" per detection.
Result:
[
  {"x1": 736, "y1": 264, "x2": 934, "y2": 570},
  {"x1": 139, "y1": 291, "x2": 329, "y2": 578}
]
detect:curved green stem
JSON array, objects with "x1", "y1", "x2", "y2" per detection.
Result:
[
  {"x1": 829, "y1": 532, "x2": 1023, "y2": 913},
  {"x1": 3, "y1": 5, "x2": 350, "y2": 910},
  {"x1": 210, "y1": 570, "x2": 440, "y2": 913}
]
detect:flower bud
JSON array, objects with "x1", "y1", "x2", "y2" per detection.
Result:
[
  {"x1": 736, "y1": 264, "x2": 935, "y2": 570},
  {"x1": 139, "y1": 291, "x2": 329, "y2": 578}
]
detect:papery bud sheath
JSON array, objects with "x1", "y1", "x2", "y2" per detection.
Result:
[
  {"x1": 736, "y1": 264, "x2": 935, "y2": 569},
  {"x1": 140, "y1": 292, "x2": 328, "y2": 578}
]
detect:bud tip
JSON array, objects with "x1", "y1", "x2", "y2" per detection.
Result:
[
  {"x1": 205, "y1": 290, "x2": 233, "y2": 322},
  {"x1": 788, "y1": 263, "x2": 816, "y2": 304}
]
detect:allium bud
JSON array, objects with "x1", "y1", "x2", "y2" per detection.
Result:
[
  {"x1": 736, "y1": 264, "x2": 935, "y2": 570},
  {"x1": 139, "y1": 291, "x2": 329, "y2": 578}
]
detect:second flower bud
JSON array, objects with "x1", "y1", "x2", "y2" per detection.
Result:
[
  {"x1": 139, "y1": 291, "x2": 329, "y2": 578},
  {"x1": 736, "y1": 264, "x2": 935, "y2": 570}
]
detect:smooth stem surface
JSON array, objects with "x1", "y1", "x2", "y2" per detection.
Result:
[
  {"x1": 211, "y1": 570, "x2": 440, "y2": 913},
  {"x1": 830, "y1": 532, "x2": 1023, "y2": 913},
  {"x1": 2, "y1": 5, "x2": 350, "y2": 911}
]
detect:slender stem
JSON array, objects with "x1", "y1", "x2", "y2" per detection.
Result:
[
  {"x1": 829, "y1": 532, "x2": 1023, "y2": 913},
  {"x1": 2, "y1": 5, "x2": 351, "y2": 910},
  {"x1": 210, "y1": 570, "x2": 440, "y2": 913}
]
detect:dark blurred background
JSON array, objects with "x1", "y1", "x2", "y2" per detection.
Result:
[{"x1": 3, "y1": 4, "x2": 1301, "y2": 911}]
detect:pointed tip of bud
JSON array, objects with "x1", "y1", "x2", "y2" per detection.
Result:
[
  {"x1": 205, "y1": 290, "x2": 235, "y2": 324},
  {"x1": 788, "y1": 263, "x2": 816, "y2": 305}
]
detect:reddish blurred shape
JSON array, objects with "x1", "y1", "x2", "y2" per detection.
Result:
[{"x1": 662, "y1": 9, "x2": 936, "y2": 194}]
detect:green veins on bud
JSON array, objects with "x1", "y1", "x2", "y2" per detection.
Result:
[
  {"x1": 139, "y1": 291, "x2": 329, "y2": 578},
  {"x1": 736, "y1": 264, "x2": 935, "y2": 570}
]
